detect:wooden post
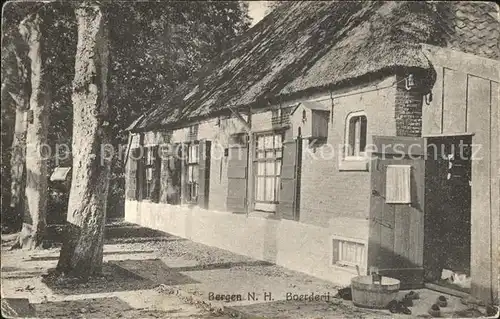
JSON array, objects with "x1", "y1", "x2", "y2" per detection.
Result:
[{"x1": 246, "y1": 107, "x2": 253, "y2": 217}]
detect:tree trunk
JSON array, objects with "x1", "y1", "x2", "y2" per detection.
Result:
[
  {"x1": 12, "y1": 13, "x2": 50, "y2": 249},
  {"x1": 56, "y1": 3, "x2": 110, "y2": 279},
  {"x1": 8, "y1": 31, "x2": 30, "y2": 232}
]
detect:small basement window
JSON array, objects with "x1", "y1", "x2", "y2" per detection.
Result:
[
  {"x1": 386, "y1": 165, "x2": 411, "y2": 204},
  {"x1": 332, "y1": 237, "x2": 366, "y2": 269}
]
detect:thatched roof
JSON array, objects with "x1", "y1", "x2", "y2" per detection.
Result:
[{"x1": 129, "y1": 1, "x2": 499, "y2": 132}]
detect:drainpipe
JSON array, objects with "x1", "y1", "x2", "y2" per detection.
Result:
[{"x1": 330, "y1": 90, "x2": 334, "y2": 123}]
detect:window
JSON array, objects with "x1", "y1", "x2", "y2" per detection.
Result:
[
  {"x1": 332, "y1": 237, "x2": 366, "y2": 269},
  {"x1": 142, "y1": 146, "x2": 159, "y2": 201},
  {"x1": 187, "y1": 124, "x2": 199, "y2": 141},
  {"x1": 254, "y1": 132, "x2": 283, "y2": 211},
  {"x1": 346, "y1": 112, "x2": 367, "y2": 158},
  {"x1": 186, "y1": 143, "x2": 199, "y2": 203}
]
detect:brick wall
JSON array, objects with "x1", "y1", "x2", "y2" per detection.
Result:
[
  {"x1": 172, "y1": 117, "x2": 247, "y2": 212},
  {"x1": 298, "y1": 76, "x2": 398, "y2": 226},
  {"x1": 395, "y1": 74, "x2": 424, "y2": 137},
  {"x1": 127, "y1": 75, "x2": 402, "y2": 230}
]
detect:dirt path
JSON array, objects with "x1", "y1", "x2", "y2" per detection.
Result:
[
  {"x1": 1, "y1": 225, "x2": 233, "y2": 318},
  {"x1": 2, "y1": 221, "x2": 490, "y2": 319}
]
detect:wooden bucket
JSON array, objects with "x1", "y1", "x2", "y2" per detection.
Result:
[{"x1": 351, "y1": 275, "x2": 400, "y2": 309}]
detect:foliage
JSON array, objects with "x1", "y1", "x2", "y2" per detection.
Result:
[{"x1": 1, "y1": 1, "x2": 251, "y2": 225}]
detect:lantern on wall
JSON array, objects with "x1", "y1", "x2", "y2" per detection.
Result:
[{"x1": 405, "y1": 74, "x2": 416, "y2": 91}]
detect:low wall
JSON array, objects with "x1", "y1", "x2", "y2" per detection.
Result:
[{"x1": 125, "y1": 200, "x2": 369, "y2": 286}]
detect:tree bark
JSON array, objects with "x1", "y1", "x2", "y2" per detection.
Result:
[
  {"x1": 8, "y1": 31, "x2": 30, "y2": 232},
  {"x1": 11, "y1": 13, "x2": 50, "y2": 249},
  {"x1": 56, "y1": 3, "x2": 110, "y2": 279}
]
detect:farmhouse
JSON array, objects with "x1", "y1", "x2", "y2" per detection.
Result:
[{"x1": 124, "y1": 2, "x2": 499, "y2": 305}]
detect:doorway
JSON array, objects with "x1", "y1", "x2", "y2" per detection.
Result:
[{"x1": 424, "y1": 135, "x2": 472, "y2": 293}]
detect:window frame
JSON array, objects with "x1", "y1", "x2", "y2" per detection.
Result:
[
  {"x1": 253, "y1": 130, "x2": 284, "y2": 206},
  {"x1": 345, "y1": 111, "x2": 368, "y2": 160},
  {"x1": 185, "y1": 141, "x2": 200, "y2": 204},
  {"x1": 340, "y1": 111, "x2": 369, "y2": 171},
  {"x1": 141, "y1": 146, "x2": 158, "y2": 201},
  {"x1": 331, "y1": 235, "x2": 367, "y2": 272}
]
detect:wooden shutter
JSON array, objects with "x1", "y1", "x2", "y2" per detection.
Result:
[
  {"x1": 159, "y1": 145, "x2": 169, "y2": 203},
  {"x1": 226, "y1": 145, "x2": 248, "y2": 212},
  {"x1": 126, "y1": 147, "x2": 140, "y2": 200},
  {"x1": 198, "y1": 140, "x2": 211, "y2": 209},
  {"x1": 278, "y1": 138, "x2": 301, "y2": 220},
  {"x1": 150, "y1": 146, "x2": 160, "y2": 203},
  {"x1": 180, "y1": 143, "x2": 189, "y2": 204}
]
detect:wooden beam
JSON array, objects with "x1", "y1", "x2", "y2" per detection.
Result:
[
  {"x1": 421, "y1": 44, "x2": 500, "y2": 82},
  {"x1": 123, "y1": 131, "x2": 133, "y2": 167},
  {"x1": 246, "y1": 108, "x2": 253, "y2": 216},
  {"x1": 228, "y1": 105, "x2": 251, "y2": 132}
]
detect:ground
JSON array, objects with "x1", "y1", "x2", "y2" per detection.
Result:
[{"x1": 1, "y1": 220, "x2": 493, "y2": 318}]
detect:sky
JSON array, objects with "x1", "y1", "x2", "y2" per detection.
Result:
[{"x1": 247, "y1": 1, "x2": 271, "y2": 26}]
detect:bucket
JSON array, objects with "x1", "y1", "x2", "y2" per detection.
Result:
[{"x1": 351, "y1": 275, "x2": 400, "y2": 309}]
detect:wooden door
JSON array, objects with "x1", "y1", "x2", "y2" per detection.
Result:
[
  {"x1": 226, "y1": 145, "x2": 248, "y2": 213},
  {"x1": 368, "y1": 136, "x2": 425, "y2": 289},
  {"x1": 424, "y1": 136, "x2": 472, "y2": 285},
  {"x1": 277, "y1": 138, "x2": 302, "y2": 221}
]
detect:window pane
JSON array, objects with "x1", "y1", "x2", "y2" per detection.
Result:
[
  {"x1": 266, "y1": 150, "x2": 274, "y2": 158},
  {"x1": 276, "y1": 149, "x2": 282, "y2": 158},
  {"x1": 257, "y1": 177, "x2": 265, "y2": 201},
  {"x1": 193, "y1": 183, "x2": 198, "y2": 200},
  {"x1": 265, "y1": 177, "x2": 275, "y2": 201},
  {"x1": 264, "y1": 135, "x2": 273, "y2": 149},
  {"x1": 275, "y1": 177, "x2": 280, "y2": 200},
  {"x1": 276, "y1": 160, "x2": 281, "y2": 175},
  {"x1": 189, "y1": 144, "x2": 199, "y2": 163},
  {"x1": 360, "y1": 116, "x2": 367, "y2": 153},
  {"x1": 257, "y1": 162, "x2": 265, "y2": 175},
  {"x1": 266, "y1": 161, "x2": 275, "y2": 175},
  {"x1": 192, "y1": 165, "x2": 199, "y2": 182},
  {"x1": 274, "y1": 134, "x2": 282, "y2": 148},
  {"x1": 188, "y1": 165, "x2": 193, "y2": 182},
  {"x1": 348, "y1": 117, "x2": 358, "y2": 156},
  {"x1": 257, "y1": 136, "x2": 265, "y2": 150},
  {"x1": 146, "y1": 167, "x2": 153, "y2": 181},
  {"x1": 146, "y1": 148, "x2": 152, "y2": 165}
]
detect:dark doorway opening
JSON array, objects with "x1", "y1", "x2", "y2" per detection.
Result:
[{"x1": 424, "y1": 135, "x2": 472, "y2": 293}]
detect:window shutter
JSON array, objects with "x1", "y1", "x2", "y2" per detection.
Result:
[
  {"x1": 385, "y1": 165, "x2": 411, "y2": 204},
  {"x1": 150, "y1": 146, "x2": 160, "y2": 203},
  {"x1": 226, "y1": 145, "x2": 248, "y2": 212},
  {"x1": 198, "y1": 140, "x2": 211, "y2": 209},
  {"x1": 180, "y1": 143, "x2": 189, "y2": 204},
  {"x1": 126, "y1": 147, "x2": 140, "y2": 200},
  {"x1": 278, "y1": 138, "x2": 301, "y2": 220},
  {"x1": 159, "y1": 145, "x2": 169, "y2": 203}
]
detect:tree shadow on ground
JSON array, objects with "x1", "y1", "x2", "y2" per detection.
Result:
[
  {"x1": 34, "y1": 296, "x2": 134, "y2": 318},
  {"x1": 34, "y1": 296, "x2": 221, "y2": 319},
  {"x1": 1, "y1": 269, "x2": 48, "y2": 280},
  {"x1": 44, "y1": 222, "x2": 186, "y2": 245},
  {"x1": 164, "y1": 260, "x2": 274, "y2": 272},
  {"x1": 227, "y1": 299, "x2": 391, "y2": 319},
  {"x1": 42, "y1": 259, "x2": 199, "y2": 295},
  {"x1": 26, "y1": 250, "x2": 157, "y2": 262}
]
